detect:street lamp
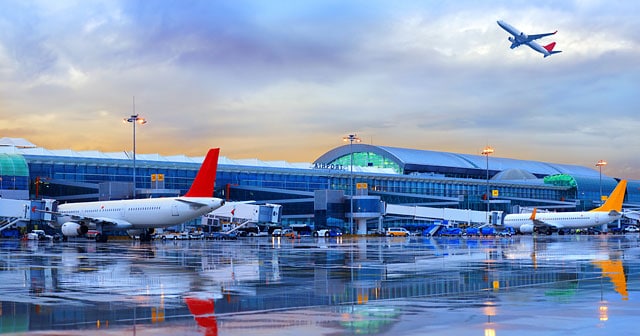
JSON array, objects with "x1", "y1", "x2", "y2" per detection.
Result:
[
  {"x1": 343, "y1": 134, "x2": 361, "y2": 234},
  {"x1": 481, "y1": 146, "x2": 494, "y2": 220},
  {"x1": 124, "y1": 113, "x2": 147, "y2": 198},
  {"x1": 596, "y1": 159, "x2": 607, "y2": 203}
]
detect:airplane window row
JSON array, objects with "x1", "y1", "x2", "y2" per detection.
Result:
[
  {"x1": 128, "y1": 206, "x2": 161, "y2": 211},
  {"x1": 88, "y1": 208, "x2": 120, "y2": 212}
]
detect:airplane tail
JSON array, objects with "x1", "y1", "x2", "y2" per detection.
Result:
[
  {"x1": 529, "y1": 208, "x2": 537, "y2": 220},
  {"x1": 184, "y1": 148, "x2": 220, "y2": 197},
  {"x1": 543, "y1": 42, "x2": 562, "y2": 57},
  {"x1": 591, "y1": 180, "x2": 627, "y2": 213}
]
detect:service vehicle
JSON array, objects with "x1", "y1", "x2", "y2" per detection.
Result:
[
  {"x1": 313, "y1": 228, "x2": 342, "y2": 237},
  {"x1": 386, "y1": 227, "x2": 410, "y2": 237},
  {"x1": 26, "y1": 230, "x2": 53, "y2": 241}
]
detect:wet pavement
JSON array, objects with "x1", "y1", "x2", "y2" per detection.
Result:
[{"x1": 1, "y1": 234, "x2": 640, "y2": 335}]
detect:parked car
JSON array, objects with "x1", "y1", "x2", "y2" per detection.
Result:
[
  {"x1": 271, "y1": 229, "x2": 283, "y2": 237},
  {"x1": 206, "y1": 232, "x2": 238, "y2": 240},
  {"x1": 465, "y1": 227, "x2": 480, "y2": 236},
  {"x1": 480, "y1": 227, "x2": 496, "y2": 236},
  {"x1": 160, "y1": 231, "x2": 189, "y2": 240},
  {"x1": 367, "y1": 229, "x2": 385, "y2": 236},
  {"x1": 282, "y1": 228, "x2": 299, "y2": 239},
  {"x1": 498, "y1": 228, "x2": 513, "y2": 237},
  {"x1": 386, "y1": 227, "x2": 409, "y2": 237},
  {"x1": 624, "y1": 226, "x2": 639, "y2": 233},
  {"x1": 189, "y1": 231, "x2": 205, "y2": 240},
  {"x1": 26, "y1": 230, "x2": 53, "y2": 241},
  {"x1": 1, "y1": 228, "x2": 20, "y2": 239},
  {"x1": 314, "y1": 228, "x2": 343, "y2": 237},
  {"x1": 86, "y1": 230, "x2": 100, "y2": 239},
  {"x1": 439, "y1": 227, "x2": 463, "y2": 236}
]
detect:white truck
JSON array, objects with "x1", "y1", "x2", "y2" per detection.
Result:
[{"x1": 26, "y1": 229, "x2": 53, "y2": 241}]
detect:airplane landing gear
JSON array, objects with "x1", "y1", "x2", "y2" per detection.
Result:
[
  {"x1": 95, "y1": 233, "x2": 109, "y2": 243},
  {"x1": 139, "y1": 228, "x2": 155, "y2": 242}
]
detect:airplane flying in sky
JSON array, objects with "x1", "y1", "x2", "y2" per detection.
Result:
[
  {"x1": 52, "y1": 148, "x2": 225, "y2": 242},
  {"x1": 499, "y1": 179, "x2": 627, "y2": 234},
  {"x1": 497, "y1": 20, "x2": 562, "y2": 58}
]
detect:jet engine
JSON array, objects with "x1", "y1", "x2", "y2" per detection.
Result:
[
  {"x1": 508, "y1": 36, "x2": 515, "y2": 43},
  {"x1": 61, "y1": 222, "x2": 89, "y2": 236},
  {"x1": 519, "y1": 224, "x2": 534, "y2": 234}
]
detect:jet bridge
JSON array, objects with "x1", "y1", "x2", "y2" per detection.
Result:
[
  {"x1": 0, "y1": 199, "x2": 56, "y2": 232},
  {"x1": 385, "y1": 203, "x2": 503, "y2": 227}
]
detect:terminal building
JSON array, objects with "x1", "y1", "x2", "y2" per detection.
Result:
[{"x1": 1, "y1": 137, "x2": 639, "y2": 233}]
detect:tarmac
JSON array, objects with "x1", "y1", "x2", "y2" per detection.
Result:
[{"x1": 2, "y1": 234, "x2": 640, "y2": 335}]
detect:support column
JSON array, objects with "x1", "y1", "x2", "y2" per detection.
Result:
[{"x1": 357, "y1": 218, "x2": 368, "y2": 235}]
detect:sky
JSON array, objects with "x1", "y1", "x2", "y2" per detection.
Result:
[{"x1": 1, "y1": 0, "x2": 639, "y2": 178}]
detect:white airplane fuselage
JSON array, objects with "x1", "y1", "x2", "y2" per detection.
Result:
[
  {"x1": 503, "y1": 211, "x2": 621, "y2": 233},
  {"x1": 57, "y1": 197, "x2": 225, "y2": 230},
  {"x1": 497, "y1": 20, "x2": 528, "y2": 45},
  {"x1": 497, "y1": 20, "x2": 560, "y2": 57}
]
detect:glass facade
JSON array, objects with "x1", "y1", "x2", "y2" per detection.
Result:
[
  {"x1": 332, "y1": 152, "x2": 401, "y2": 173},
  {"x1": 27, "y1": 156, "x2": 201, "y2": 199},
  {"x1": 3, "y1": 147, "x2": 634, "y2": 229},
  {"x1": 0, "y1": 154, "x2": 29, "y2": 191}
]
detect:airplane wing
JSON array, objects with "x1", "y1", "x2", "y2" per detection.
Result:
[
  {"x1": 528, "y1": 208, "x2": 561, "y2": 229},
  {"x1": 527, "y1": 31, "x2": 557, "y2": 41},
  {"x1": 64, "y1": 214, "x2": 132, "y2": 228},
  {"x1": 530, "y1": 218, "x2": 560, "y2": 229},
  {"x1": 40, "y1": 208, "x2": 132, "y2": 229}
]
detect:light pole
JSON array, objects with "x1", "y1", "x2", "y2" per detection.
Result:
[
  {"x1": 481, "y1": 146, "x2": 494, "y2": 220},
  {"x1": 343, "y1": 134, "x2": 361, "y2": 235},
  {"x1": 596, "y1": 159, "x2": 607, "y2": 203},
  {"x1": 124, "y1": 112, "x2": 147, "y2": 199}
]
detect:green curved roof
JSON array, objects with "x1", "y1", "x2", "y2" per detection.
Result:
[
  {"x1": 0, "y1": 154, "x2": 29, "y2": 176},
  {"x1": 543, "y1": 174, "x2": 577, "y2": 188}
]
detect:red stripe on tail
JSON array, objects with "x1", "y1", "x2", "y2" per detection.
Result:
[
  {"x1": 184, "y1": 148, "x2": 220, "y2": 197},
  {"x1": 543, "y1": 42, "x2": 556, "y2": 52}
]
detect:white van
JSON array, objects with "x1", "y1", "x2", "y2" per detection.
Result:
[{"x1": 386, "y1": 227, "x2": 409, "y2": 237}]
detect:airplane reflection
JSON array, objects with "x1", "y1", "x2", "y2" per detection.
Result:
[
  {"x1": 593, "y1": 259, "x2": 628, "y2": 300},
  {"x1": 0, "y1": 236, "x2": 638, "y2": 335},
  {"x1": 185, "y1": 297, "x2": 218, "y2": 336}
]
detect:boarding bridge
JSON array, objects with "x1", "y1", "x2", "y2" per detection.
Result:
[
  {"x1": 201, "y1": 203, "x2": 282, "y2": 225},
  {"x1": 201, "y1": 203, "x2": 282, "y2": 234},
  {"x1": 0, "y1": 199, "x2": 56, "y2": 232},
  {"x1": 385, "y1": 203, "x2": 503, "y2": 227}
]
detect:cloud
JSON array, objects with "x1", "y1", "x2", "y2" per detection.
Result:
[{"x1": 0, "y1": 0, "x2": 640, "y2": 178}]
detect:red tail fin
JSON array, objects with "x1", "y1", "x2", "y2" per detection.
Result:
[
  {"x1": 543, "y1": 42, "x2": 556, "y2": 52},
  {"x1": 184, "y1": 148, "x2": 220, "y2": 197}
]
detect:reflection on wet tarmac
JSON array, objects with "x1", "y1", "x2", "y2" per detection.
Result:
[{"x1": 1, "y1": 235, "x2": 640, "y2": 335}]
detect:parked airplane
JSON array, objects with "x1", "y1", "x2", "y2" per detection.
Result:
[
  {"x1": 52, "y1": 148, "x2": 225, "y2": 242},
  {"x1": 500, "y1": 180, "x2": 627, "y2": 234},
  {"x1": 497, "y1": 20, "x2": 562, "y2": 58}
]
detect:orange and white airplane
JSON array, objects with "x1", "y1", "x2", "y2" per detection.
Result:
[
  {"x1": 501, "y1": 180, "x2": 627, "y2": 234},
  {"x1": 53, "y1": 148, "x2": 225, "y2": 242}
]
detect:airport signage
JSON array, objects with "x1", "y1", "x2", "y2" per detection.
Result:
[{"x1": 314, "y1": 163, "x2": 346, "y2": 170}]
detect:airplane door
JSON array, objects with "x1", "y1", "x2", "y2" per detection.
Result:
[{"x1": 172, "y1": 205, "x2": 179, "y2": 216}]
